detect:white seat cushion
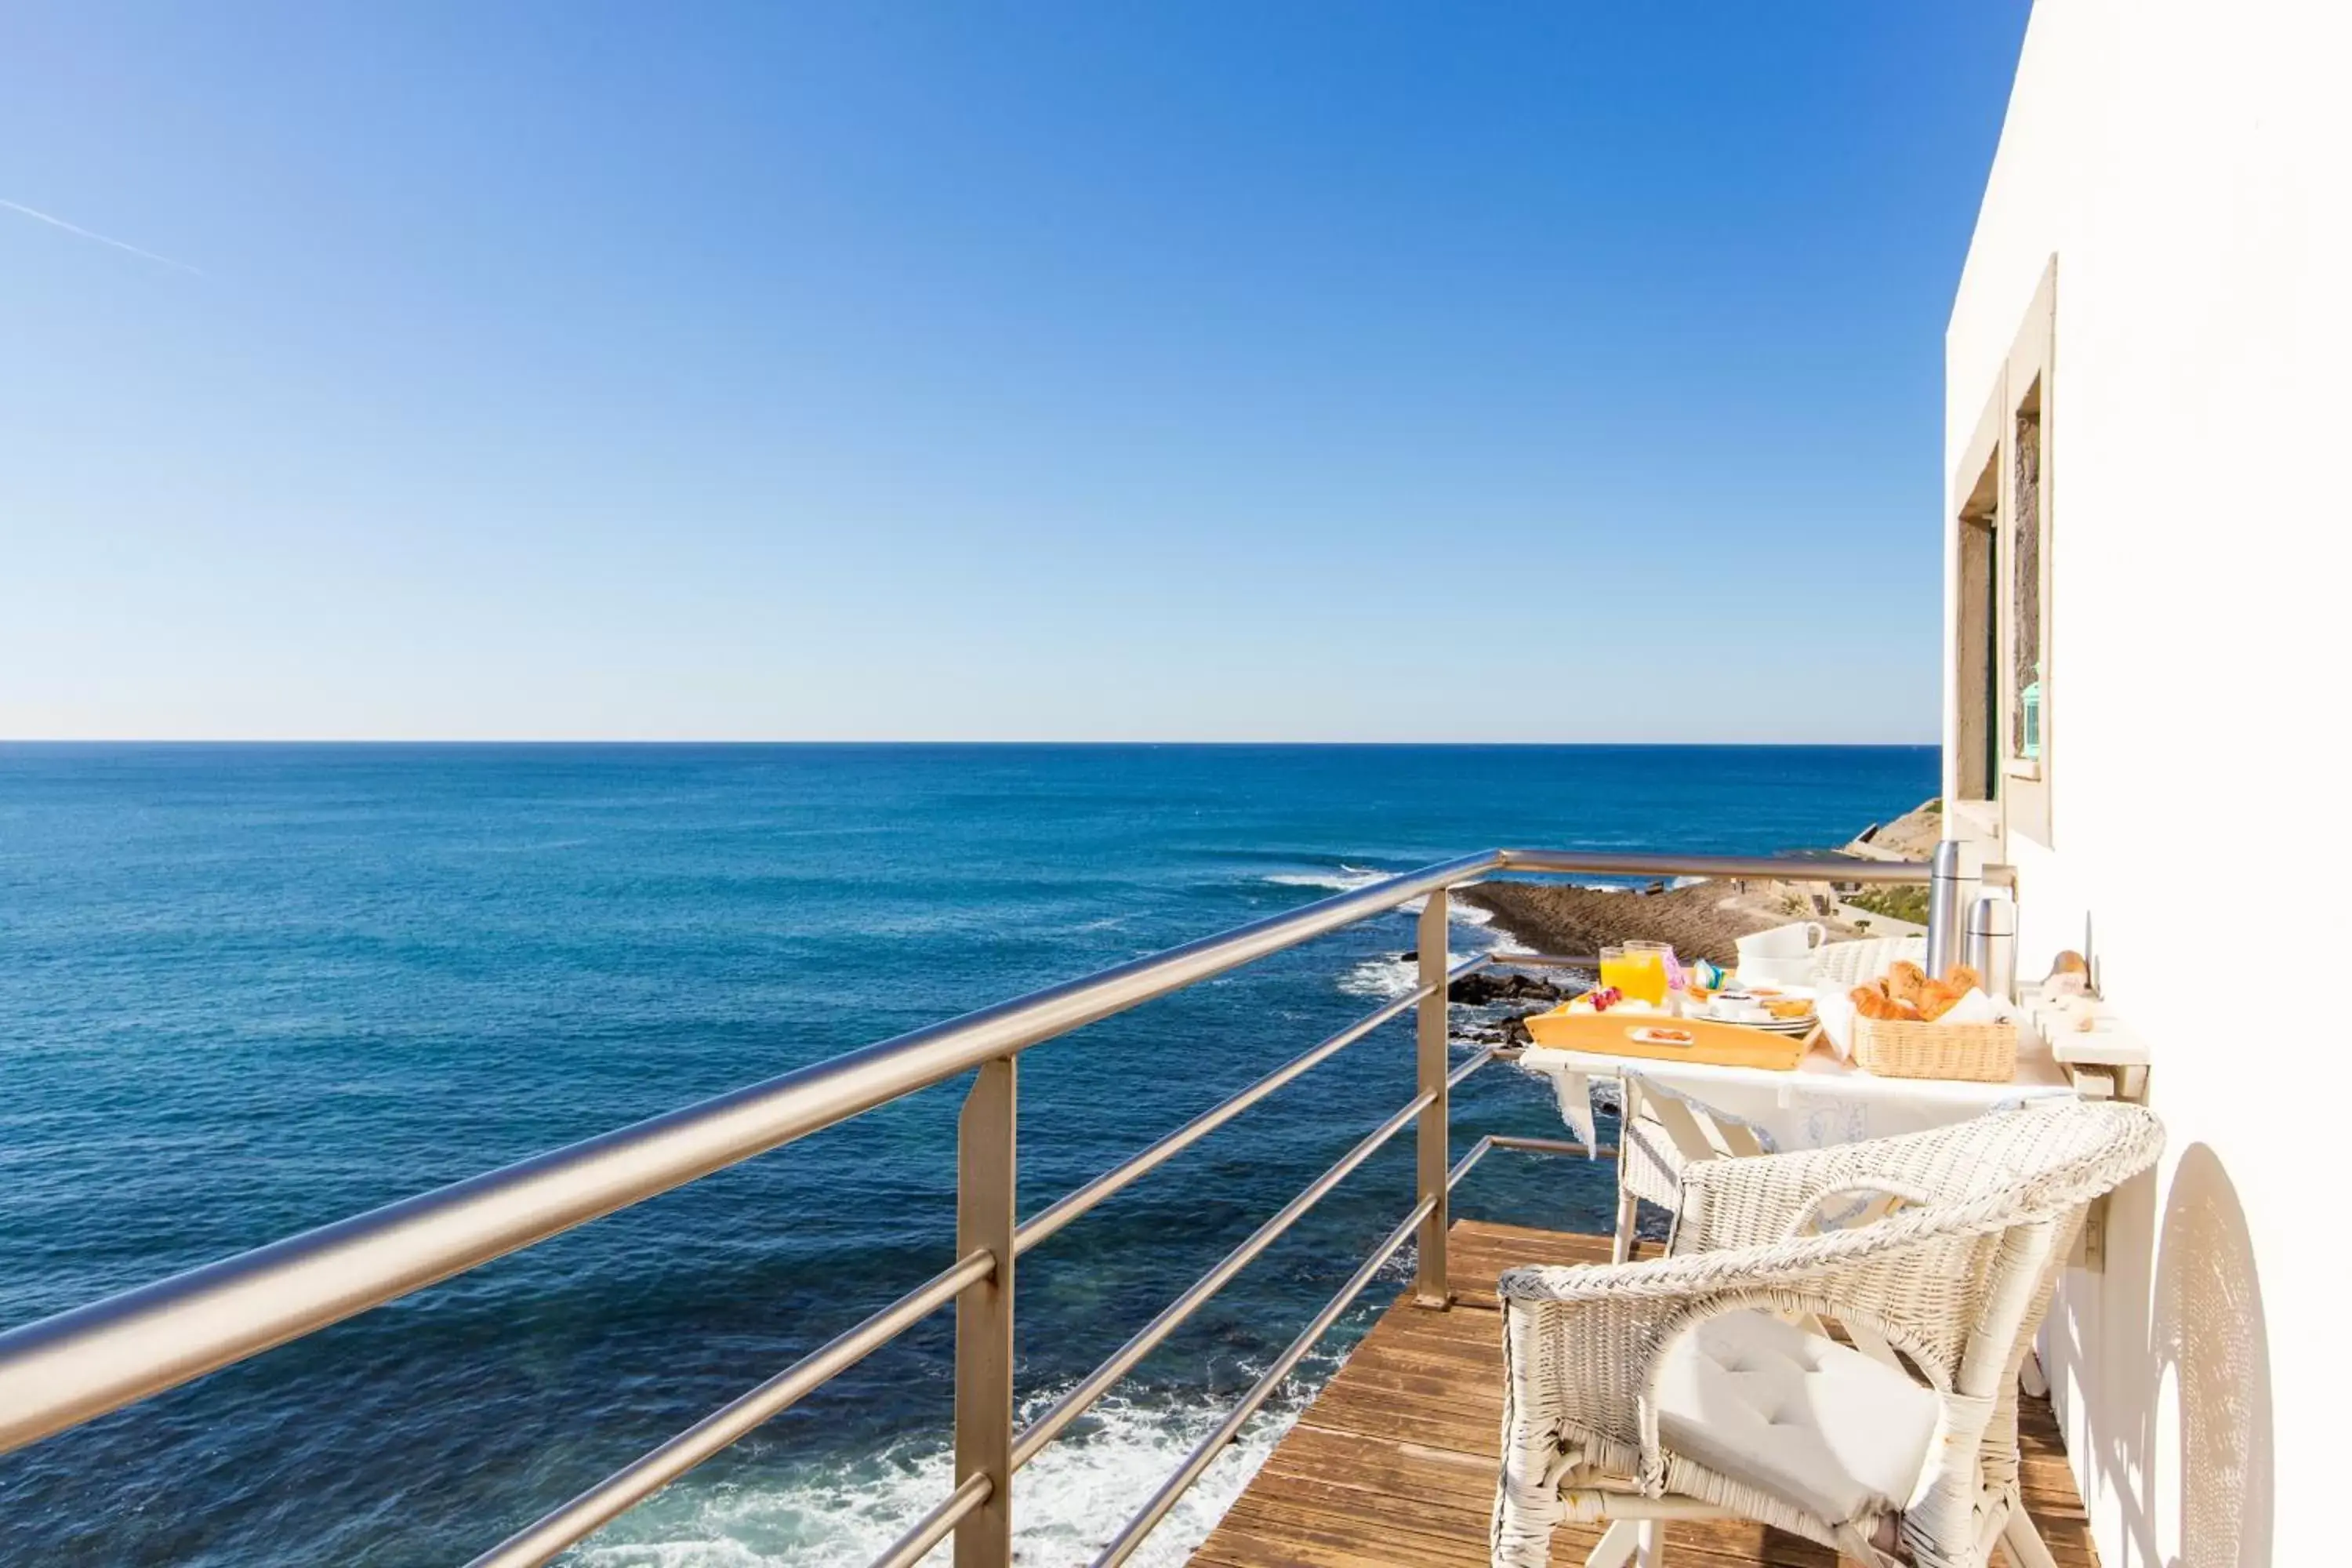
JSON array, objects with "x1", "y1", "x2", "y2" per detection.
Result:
[{"x1": 1654, "y1": 1309, "x2": 1938, "y2": 1526}]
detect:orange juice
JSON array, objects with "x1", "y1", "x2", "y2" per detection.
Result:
[{"x1": 1599, "y1": 942, "x2": 1671, "y2": 1005}]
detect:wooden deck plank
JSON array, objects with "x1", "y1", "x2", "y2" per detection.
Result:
[{"x1": 1187, "y1": 1218, "x2": 2098, "y2": 1568}]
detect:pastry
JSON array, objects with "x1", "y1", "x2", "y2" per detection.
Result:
[
  {"x1": 1851, "y1": 984, "x2": 1909, "y2": 1020},
  {"x1": 1917, "y1": 980, "x2": 1967, "y2": 1021}
]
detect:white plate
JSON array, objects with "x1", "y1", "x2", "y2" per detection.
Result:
[
  {"x1": 1700, "y1": 1003, "x2": 1816, "y2": 1022},
  {"x1": 1708, "y1": 1013, "x2": 1816, "y2": 1033}
]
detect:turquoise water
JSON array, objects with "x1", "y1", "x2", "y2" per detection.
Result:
[{"x1": 0, "y1": 743, "x2": 1934, "y2": 1565}]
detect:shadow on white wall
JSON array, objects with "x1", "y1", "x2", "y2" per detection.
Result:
[{"x1": 2150, "y1": 1145, "x2": 2272, "y2": 1568}]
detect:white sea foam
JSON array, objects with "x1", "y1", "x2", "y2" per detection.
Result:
[
  {"x1": 1336, "y1": 955, "x2": 1419, "y2": 1000},
  {"x1": 1334, "y1": 916, "x2": 1521, "y2": 1000},
  {"x1": 1265, "y1": 866, "x2": 1493, "y2": 925},
  {"x1": 1267, "y1": 865, "x2": 1549, "y2": 1000},
  {"x1": 571, "y1": 1385, "x2": 1310, "y2": 1567},
  {"x1": 1261, "y1": 864, "x2": 1390, "y2": 893}
]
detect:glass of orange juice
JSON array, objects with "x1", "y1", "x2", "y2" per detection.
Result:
[{"x1": 1599, "y1": 941, "x2": 1673, "y2": 1005}]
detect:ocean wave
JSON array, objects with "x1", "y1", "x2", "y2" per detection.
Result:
[
  {"x1": 1335, "y1": 956, "x2": 1419, "y2": 1001},
  {"x1": 1263, "y1": 866, "x2": 1494, "y2": 927},
  {"x1": 1261, "y1": 864, "x2": 1392, "y2": 893},
  {"x1": 1334, "y1": 916, "x2": 1527, "y2": 1002},
  {"x1": 570, "y1": 1385, "x2": 1307, "y2": 1567}
]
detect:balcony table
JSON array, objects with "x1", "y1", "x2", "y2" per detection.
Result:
[{"x1": 1519, "y1": 1025, "x2": 2078, "y2": 1262}]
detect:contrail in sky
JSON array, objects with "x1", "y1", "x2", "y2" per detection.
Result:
[{"x1": 0, "y1": 197, "x2": 202, "y2": 275}]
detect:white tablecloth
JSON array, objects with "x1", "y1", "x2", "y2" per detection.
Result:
[{"x1": 1519, "y1": 1036, "x2": 2075, "y2": 1158}]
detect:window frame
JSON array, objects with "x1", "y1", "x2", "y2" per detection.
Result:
[
  {"x1": 1951, "y1": 390, "x2": 2003, "y2": 806},
  {"x1": 1998, "y1": 259, "x2": 2056, "y2": 846},
  {"x1": 1947, "y1": 255, "x2": 2056, "y2": 849}
]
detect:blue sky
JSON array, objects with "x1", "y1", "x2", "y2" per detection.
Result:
[{"x1": 1, "y1": 4, "x2": 2028, "y2": 742}]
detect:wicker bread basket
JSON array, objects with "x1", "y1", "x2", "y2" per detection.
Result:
[{"x1": 1850, "y1": 1012, "x2": 2018, "y2": 1083}]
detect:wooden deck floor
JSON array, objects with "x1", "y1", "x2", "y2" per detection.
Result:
[{"x1": 1189, "y1": 1220, "x2": 2096, "y2": 1568}]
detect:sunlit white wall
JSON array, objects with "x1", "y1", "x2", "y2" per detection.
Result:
[{"x1": 1942, "y1": 2, "x2": 2350, "y2": 1563}]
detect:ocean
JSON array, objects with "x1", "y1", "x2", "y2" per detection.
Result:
[{"x1": 0, "y1": 743, "x2": 1936, "y2": 1566}]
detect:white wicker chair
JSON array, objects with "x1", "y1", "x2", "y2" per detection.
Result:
[
  {"x1": 1809, "y1": 934, "x2": 1926, "y2": 989},
  {"x1": 1606, "y1": 935, "x2": 1929, "y2": 1261},
  {"x1": 1495, "y1": 1099, "x2": 2162, "y2": 1568}
]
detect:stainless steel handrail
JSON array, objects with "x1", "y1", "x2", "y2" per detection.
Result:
[
  {"x1": 871, "y1": 1472, "x2": 993, "y2": 1568},
  {"x1": 1009, "y1": 1085, "x2": 1436, "y2": 1470},
  {"x1": 1494, "y1": 849, "x2": 1936, "y2": 884},
  {"x1": 0, "y1": 850, "x2": 1494, "y2": 1455},
  {"x1": 1013, "y1": 964, "x2": 1480, "y2": 1259},
  {"x1": 0, "y1": 846, "x2": 1957, "y2": 1567},
  {"x1": 464, "y1": 1248, "x2": 996, "y2": 1568},
  {"x1": 1448, "y1": 1134, "x2": 1610, "y2": 1191},
  {"x1": 1089, "y1": 1097, "x2": 1606, "y2": 1566},
  {"x1": 1094, "y1": 1190, "x2": 1439, "y2": 1568},
  {"x1": 1446, "y1": 1044, "x2": 1501, "y2": 1089}
]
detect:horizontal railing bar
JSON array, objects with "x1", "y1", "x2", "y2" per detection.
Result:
[
  {"x1": 0, "y1": 845, "x2": 1946, "y2": 1481},
  {"x1": 1491, "y1": 1134, "x2": 1601, "y2": 1156},
  {"x1": 1011, "y1": 1086, "x2": 1436, "y2": 1471},
  {"x1": 463, "y1": 1248, "x2": 995, "y2": 1568},
  {"x1": 1447, "y1": 1135, "x2": 1494, "y2": 1190},
  {"x1": 1018, "y1": 977, "x2": 1436, "y2": 1258},
  {"x1": 1092, "y1": 1191, "x2": 1439, "y2": 1568},
  {"x1": 868, "y1": 1471, "x2": 992, "y2": 1568},
  {"x1": 1483, "y1": 951, "x2": 1600, "y2": 969},
  {"x1": 0, "y1": 851, "x2": 1497, "y2": 1457},
  {"x1": 1446, "y1": 1134, "x2": 1613, "y2": 1192},
  {"x1": 1494, "y1": 849, "x2": 1935, "y2": 886},
  {"x1": 1449, "y1": 951, "x2": 1498, "y2": 982},
  {"x1": 1445, "y1": 1044, "x2": 1499, "y2": 1090}
]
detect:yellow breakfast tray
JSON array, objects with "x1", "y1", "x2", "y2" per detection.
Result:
[{"x1": 1523, "y1": 1007, "x2": 1812, "y2": 1070}]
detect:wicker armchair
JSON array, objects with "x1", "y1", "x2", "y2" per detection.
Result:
[
  {"x1": 1606, "y1": 936, "x2": 1927, "y2": 1261},
  {"x1": 1494, "y1": 1099, "x2": 2162, "y2": 1568},
  {"x1": 1808, "y1": 935, "x2": 1926, "y2": 990}
]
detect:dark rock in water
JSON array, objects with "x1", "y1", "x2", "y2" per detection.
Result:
[
  {"x1": 1455, "y1": 1002, "x2": 1555, "y2": 1049},
  {"x1": 1447, "y1": 970, "x2": 1568, "y2": 1005}
]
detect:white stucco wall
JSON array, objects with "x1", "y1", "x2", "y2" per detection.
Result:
[{"x1": 1942, "y1": 3, "x2": 2350, "y2": 1563}]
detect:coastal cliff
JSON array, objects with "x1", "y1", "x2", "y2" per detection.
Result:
[{"x1": 1454, "y1": 798, "x2": 1941, "y2": 964}]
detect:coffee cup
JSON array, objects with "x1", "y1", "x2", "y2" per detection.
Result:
[
  {"x1": 1738, "y1": 954, "x2": 1817, "y2": 987},
  {"x1": 1735, "y1": 922, "x2": 1826, "y2": 970}
]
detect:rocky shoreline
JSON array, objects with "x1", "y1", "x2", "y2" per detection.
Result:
[
  {"x1": 1438, "y1": 798, "x2": 1941, "y2": 1047},
  {"x1": 1456, "y1": 877, "x2": 1849, "y2": 967}
]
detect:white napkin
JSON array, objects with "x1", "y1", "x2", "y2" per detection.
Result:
[
  {"x1": 1817, "y1": 987, "x2": 1857, "y2": 1060},
  {"x1": 1547, "y1": 1068, "x2": 1601, "y2": 1157},
  {"x1": 1936, "y1": 987, "x2": 2013, "y2": 1025}
]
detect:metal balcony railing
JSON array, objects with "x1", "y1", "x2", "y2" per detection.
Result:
[{"x1": 0, "y1": 848, "x2": 1952, "y2": 1567}]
